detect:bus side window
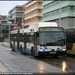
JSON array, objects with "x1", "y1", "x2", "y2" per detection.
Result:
[
  {"x1": 24, "y1": 37, "x2": 27, "y2": 42},
  {"x1": 28, "y1": 36, "x2": 31, "y2": 42},
  {"x1": 30, "y1": 35, "x2": 34, "y2": 43}
]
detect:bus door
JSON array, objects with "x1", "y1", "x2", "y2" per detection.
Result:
[
  {"x1": 14, "y1": 34, "x2": 17, "y2": 50},
  {"x1": 19, "y1": 33, "x2": 25, "y2": 53},
  {"x1": 24, "y1": 33, "x2": 27, "y2": 53},
  {"x1": 34, "y1": 32, "x2": 39, "y2": 54}
]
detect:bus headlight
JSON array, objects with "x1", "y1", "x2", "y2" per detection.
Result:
[
  {"x1": 39, "y1": 47, "x2": 44, "y2": 51},
  {"x1": 62, "y1": 46, "x2": 66, "y2": 51},
  {"x1": 40, "y1": 50, "x2": 43, "y2": 51},
  {"x1": 63, "y1": 49, "x2": 66, "y2": 51}
]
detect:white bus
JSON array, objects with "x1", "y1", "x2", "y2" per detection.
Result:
[{"x1": 10, "y1": 22, "x2": 66, "y2": 57}]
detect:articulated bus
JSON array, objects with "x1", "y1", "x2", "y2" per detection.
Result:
[
  {"x1": 10, "y1": 22, "x2": 66, "y2": 57},
  {"x1": 64, "y1": 27, "x2": 75, "y2": 55}
]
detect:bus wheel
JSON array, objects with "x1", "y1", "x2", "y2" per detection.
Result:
[
  {"x1": 10, "y1": 43, "x2": 12, "y2": 48},
  {"x1": 31, "y1": 47, "x2": 34, "y2": 56},
  {"x1": 20, "y1": 45, "x2": 22, "y2": 53}
]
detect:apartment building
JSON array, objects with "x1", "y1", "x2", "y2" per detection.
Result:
[
  {"x1": 42, "y1": 1, "x2": 75, "y2": 27},
  {"x1": 0, "y1": 15, "x2": 6, "y2": 21},
  {"x1": 8, "y1": 5, "x2": 24, "y2": 24},
  {"x1": 24, "y1": 0, "x2": 42, "y2": 26}
]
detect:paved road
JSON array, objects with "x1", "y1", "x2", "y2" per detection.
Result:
[{"x1": 0, "y1": 42, "x2": 64, "y2": 74}]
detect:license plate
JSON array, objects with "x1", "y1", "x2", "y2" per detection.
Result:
[{"x1": 50, "y1": 52, "x2": 56, "y2": 54}]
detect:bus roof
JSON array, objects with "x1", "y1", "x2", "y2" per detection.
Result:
[
  {"x1": 20, "y1": 22, "x2": 58, "y2": 33},
  {"x1": 29, "y1": 22, "x2": 58, "y2": 28},
  {"x1": 10, "y1": 22, "x2": 58, "y2": 34}
]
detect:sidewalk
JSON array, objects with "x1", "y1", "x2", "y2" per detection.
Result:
[
  {"x1": 0, "y1": 42, "x2": 10, "y2": 47},
  {"x1": 0, "y1": 42, "x2": 23, "y2": 55}
]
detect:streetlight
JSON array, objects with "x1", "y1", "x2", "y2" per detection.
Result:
[{"x1": 7, "y1": 21, "x2": 12, "y2": 43}]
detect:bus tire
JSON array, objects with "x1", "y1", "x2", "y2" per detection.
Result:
[
  {"x1": 31, "y1": 47, "x2": 34, "y2": 56},
  {"x1": 10, "y1": 43, "x2": 12, "y2": 48},
  {"x1": 20, "y1": 45, "x2": 23, "y2": 53}
]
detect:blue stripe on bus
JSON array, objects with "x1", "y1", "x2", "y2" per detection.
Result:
[
  {"x1": 26, "y1": 48, "x2": 31, "y2": 54},
  {"x1": 38, "y1": 50, "x2": 66, "y2": 52},
  {"x1": 13, "y1": 45, "x2": 66, "y2": 54},
  {"x1": 15, "y1": 46, "x2": 17, "y2": 50}
]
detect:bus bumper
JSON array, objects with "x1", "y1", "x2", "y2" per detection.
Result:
[{"x1": 38, "y1": 51, "x2": 66, "y2": 56}]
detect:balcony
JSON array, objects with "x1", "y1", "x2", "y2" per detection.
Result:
[
  {"x1": 25, "y1": 13, "x2": 42, "y2": 20},
  {"x1": 24, "y1": 5, "x2": 42, "y2": 14}
]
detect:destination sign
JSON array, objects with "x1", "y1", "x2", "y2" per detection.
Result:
[{"x1": 39, "y1": 27, "x2": 64, "y2": 31}]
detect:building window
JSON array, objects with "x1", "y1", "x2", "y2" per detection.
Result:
[
  {"x1": 38, "y1": 9, "x2": 41, "y2": 12},
  {"x1": 3, "y1": 26, "x2": 6, "y2": 29},
  {"x1": 71, "y1": 6, "x2": 73, "y2": 10}
]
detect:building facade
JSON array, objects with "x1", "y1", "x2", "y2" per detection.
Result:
[
  {"x1": 0, "y1": 21, "x2": 18, "y2": 38},
  {"x1": 0, "y1": 15, "x2": 6, "y2": 21},
  {"x1": 8, "y1": 5, "x2": 24, "y2": 24},
  {"x1": 24, "y1": 1, "x2": 42, "y2": 26},
  {"x1": 42, "y1": 1, "x2": 75, "y2": 27}
]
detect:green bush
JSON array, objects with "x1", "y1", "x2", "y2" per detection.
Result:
[{"x1": 0, "y1": 37, "x2": 4, "y2": 42}]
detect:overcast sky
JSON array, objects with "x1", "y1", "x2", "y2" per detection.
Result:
[{"x1": 0, "y1": 1, "x2": 28, "y2": 15}]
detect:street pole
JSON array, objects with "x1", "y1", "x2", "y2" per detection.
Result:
[{"x1": 8, "y1": 21, "x2": 11, "y2": 43}]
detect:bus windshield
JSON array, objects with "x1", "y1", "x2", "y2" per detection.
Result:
[{"x1": 39, "y1": 32, "x2": 65, "y2": 46}]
